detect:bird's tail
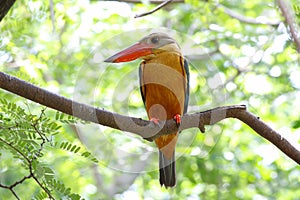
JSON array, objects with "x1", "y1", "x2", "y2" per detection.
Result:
[{"x1": 159, "y1": 150, "x2": 176, "y2": 188}]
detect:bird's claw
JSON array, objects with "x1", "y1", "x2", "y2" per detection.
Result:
[
  {"x1": 150, "y1": 117, "x2": 160, "y2": 127},
  {"x1": 173, "y1": 114, "x2": 181, "y2": 127}
]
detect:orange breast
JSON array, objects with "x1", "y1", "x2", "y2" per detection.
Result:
[{"x1": 140, "y1": 52, "x2": 187, "y2": 158}]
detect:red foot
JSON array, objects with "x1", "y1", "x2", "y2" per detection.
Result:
[
  {"x1": 150, "y1": 117, "x2": 160, "y2": 125},
  {"x1": 173, "y1": 114, "x2": 181, "y2": 127}
]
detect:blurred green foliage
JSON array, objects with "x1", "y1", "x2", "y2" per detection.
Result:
[{"x1": 0, "y1": 0, "x2": 300, "y2": 199}]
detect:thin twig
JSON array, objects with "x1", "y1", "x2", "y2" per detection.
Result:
[
  {"x1": 277, "y1": 0, "x2": 300, "y2": 53},
  {"x1": 0, "y1": 111, "x2": 55, "y2": 199},
  {"x1": 0, "y1": 138, "x2": 31, "y2": 164},
  {"x1": 120, "y1": 0, "x2": 183, "y2": 3},
  {"x1": 49, "y1": 0, "x2": 56, "y2": 32},
  {"x1": 29, "y1": 162, "x2": 55, "y2": 199},
  {"x1": 134, "y1": 0, "x2": 173, "y2": 18},
  {"x1": 219, "y1": 4, "x2": 280, "y2": 26},
  {"x1": 0, "y1": 138, "x2": 32, "y2": 199}
]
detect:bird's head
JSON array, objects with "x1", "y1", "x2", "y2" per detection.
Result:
[{"x1": 104, "y1": 32, "x2": 181, "y2": 63}]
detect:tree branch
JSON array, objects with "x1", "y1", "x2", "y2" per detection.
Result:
[
  {"x1": 0, "y1": 71, "x2": 299, "y2": 164},
  {"x1": 218, "y1": 4, "x2": 280, "y2": 26},
  {"x1": 134, "y1": 0, "x2": 174, "y2": 18},
  {"x1": 277, "y1": 0, "x2": 300, "y2": 53},
  {"x1": 0, "y1": 0, "x2": 16, "y2": 22}
]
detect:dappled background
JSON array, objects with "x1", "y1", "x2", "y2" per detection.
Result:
[{"x1": 0, "y1": 0, "x2": 300, "y2": 199}]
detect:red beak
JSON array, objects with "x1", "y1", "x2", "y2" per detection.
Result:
[{"x1": 104, "y1": 42, "x2": 154, "y2": 63}]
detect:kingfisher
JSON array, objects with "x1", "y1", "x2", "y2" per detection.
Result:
[{"x1": 104, "y1": 32, "x2": 189, "y2": 188}]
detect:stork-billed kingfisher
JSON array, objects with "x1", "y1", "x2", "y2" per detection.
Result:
[{"x1": 104, "y1": 32, "x2": 190, "y2": 188}]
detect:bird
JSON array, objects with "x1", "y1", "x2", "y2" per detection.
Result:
[{"x1": 104, "y1": 32, "x2": 189, "y2": 188}]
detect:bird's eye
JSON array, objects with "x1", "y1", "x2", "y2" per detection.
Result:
[{"x1": 150, "y1": 36, "x2": 159, "y2": 44}]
